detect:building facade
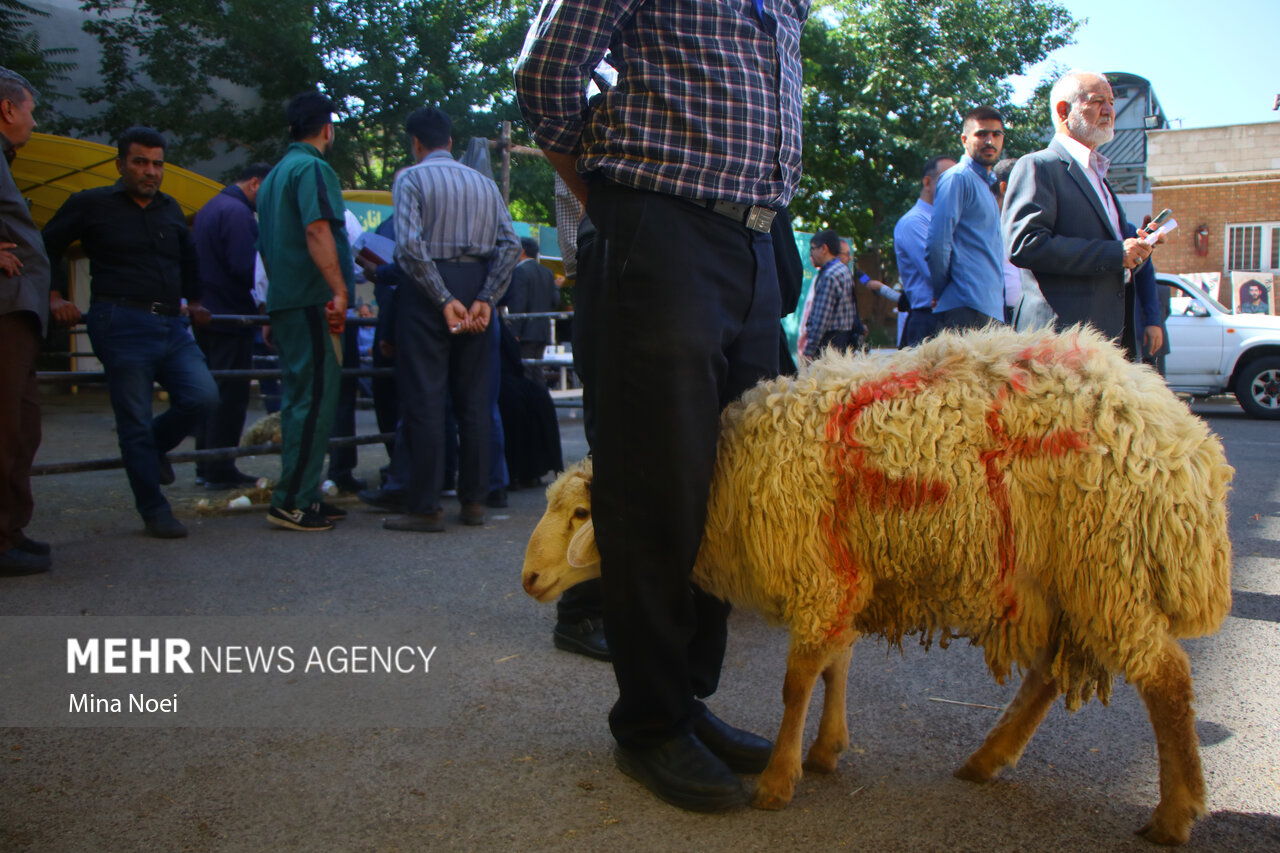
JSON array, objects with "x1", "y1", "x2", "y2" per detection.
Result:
[{"x1": 1148, "y1": 121, "x2": 1280, "y2": 307}]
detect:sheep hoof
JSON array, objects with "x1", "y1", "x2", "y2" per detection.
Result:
[
  {"x1": 1136, "y1": 820, "x2": 1190, "y2": 846},
  {"x1": 1136, "y1": 804, "x2": 1197, "y2": 846},
  {"x1": 750, "y1": 775, "x2": 795, "y2": 810},
  {"x1": 803, "y1": 748, "x2": 841, "y2": 775},
  {"x1": 953, "y1": 760, "x2": 995, "y2": 783}
]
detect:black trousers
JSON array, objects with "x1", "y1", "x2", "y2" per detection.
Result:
[
  {"x1": 575, "y1": 180, "x2": 780, "y2": 748},
  {"x1": 395, "y1": 264, "x2": 492, "y2": 513},
  {"x1": 371, "y1": 281, "x2": 399, "y2": 455},
  {"x1": 194, "y1": 328, "x2": 253, "y2": 483},
  {"x1": 327, "y1": 323, "x2": 360, "y2": 480}
]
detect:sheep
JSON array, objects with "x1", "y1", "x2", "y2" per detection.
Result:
[
  {"x1": 521, "y1": 325, "x2": 1233, "y2": 846},
  {"x1": 241, "y1": 411, "x2": 282, "y2": 447}
]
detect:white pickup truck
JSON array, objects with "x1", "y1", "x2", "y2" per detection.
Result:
[{"x1": 1160, "y1": 273, "x2": 1280, "y2": 419}]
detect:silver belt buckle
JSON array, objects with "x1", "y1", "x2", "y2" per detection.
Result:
[{"x1": 744, "y1": 205, "x2": 776, "y2": 233}]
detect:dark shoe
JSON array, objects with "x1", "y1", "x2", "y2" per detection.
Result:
[
  {"x1": 204, "y1": 469, "x2": 258, "y2": 489},
  {"x1": 693, "y1": 706, "x2": 773, "y2": 774},
  {"x1": 383, "y1": 512, "x2": 445, "y2": 532},
  {"x1": 267, "y1": 505, "x2": 333, "y2": 532},
  {"x1": 614, "y1": 734, "x2": 747, "y2": 812},
  {"x1": 0, "y1": 547, "x2": 51, "y2": 576},
  {"x1": 518, "y1": 476, "x2": 544, "y2": 490},
  {"x1": 552, "y1": 618, "x2": 611, "y2": 661},
  {"x1": 143, "y1": 511, "x2": 188, "y2": 539},
  {"x1": 484, "y1": 488, "x2": 508, "y2": 508},
  {"x1": 358, "y1": 487, "x2": 408, "y2": 512},
  {"x1": 312, "y1": 501, "x2": 347, "y2": 521},
  {"x1": 194, "y1": 474, "x2": 207, "y2": 486},
  {"x1": 15, "y1": 536, "x2": 51, "y2": 556},
  {"x1": 460, "y1": 502, "x2": 486, "y2": 526},
  {"x1": 330, "y1": 474, "x2": 367, "y2": 494},
  {"x1": 157, "y1": 452, "x2": 175, "y2": 486}
]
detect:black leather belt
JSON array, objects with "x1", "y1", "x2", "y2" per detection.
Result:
[
  {"x1": 700, "y1": 200, "x2": 777, "y2": 233},
  {"x1": 910, "y1": 306, "x2": 932, "y2": 314},
  {"x1": 93, "y1": 295, "x2": 181, "y2": 316},
  {"x1": 433, "y1": 255, "x2": 486, "y2": 264}
]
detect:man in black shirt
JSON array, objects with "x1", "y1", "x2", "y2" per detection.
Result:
[{"x1": 43, "y1": 126, "x2": 219, "y2": 539}]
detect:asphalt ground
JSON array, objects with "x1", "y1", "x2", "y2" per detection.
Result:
[{"x1": 1, "y1": 390, "x2": 1278, "y2": 852}]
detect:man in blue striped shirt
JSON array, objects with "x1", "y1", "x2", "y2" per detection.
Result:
[
  {"x1": 926, "y1": 107, "x2": 1008, "y2": 331},
  {"x1": 516, "y1": 0, "x2": 809, "y2": 813},
  {"x1": 381, "y1": 107, "x2": 520, "y2": 533}
]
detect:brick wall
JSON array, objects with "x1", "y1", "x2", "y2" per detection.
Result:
[{"x1": 1151, "y1": 178, "x2": 1280, "y2": 280}]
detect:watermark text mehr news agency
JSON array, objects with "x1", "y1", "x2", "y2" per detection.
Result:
[{"x1": 66, "y1": 638, "x2": 438, "y2": 675}]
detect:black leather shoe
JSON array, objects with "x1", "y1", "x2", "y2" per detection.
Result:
[
  {"x1": 693, "y1": 705, "x2": 773, "y2": 774},
  {"x1": 484, "y1": 488, "x2": 508, "y2": 508},
  {"x1": 552, "y1": 618, "x2": 611, "y2": 661},
  {"x1": 203, "y1": 470, "x2": 259, "y2": 490},
  {"x1": 614, "y1": 734, "x2": 747, "y2": 812},
  {"x1": 143, "y1": 511, "x2": 187, "y2": 539},
  {"x1": 330, "y1": 474, "x2": 367, "y2": 494},
  {"x1": 383, "y1": 512, "x2": 445, "y2": 533},
  {"x1": 16, "y1": 536, "x2": 51, "y2": 556},
  {"x1": 0, "y1": 547, "x2": 51, "y2": 576},
  {"x1": 460, "y1": 502, "x2": 486, "y2": 526},
  {"x1": 358, "y1": 487, "x2": 407, "y2": 512}
]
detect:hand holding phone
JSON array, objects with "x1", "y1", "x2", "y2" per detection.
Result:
[{"x1": 1141, "y1": 208, "x2": 1175, "y2": 245}]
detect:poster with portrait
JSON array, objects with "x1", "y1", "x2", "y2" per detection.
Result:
[
  {"x1": 1231, "y1": 272, "x2": 1274, "y2": 315},
  {"x1": 1180, "y1": 272, "x2": 1222, "y2": 303}
]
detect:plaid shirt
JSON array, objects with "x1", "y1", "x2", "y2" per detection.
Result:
[
  {"x1": 802, "y1": 258, "x2": 857, "y2": 360},
  {"x1": 515, "y1": 0, "x2": 810, "y2": 208}
]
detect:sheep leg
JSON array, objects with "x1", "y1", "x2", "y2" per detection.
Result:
[
  {"x1": 955, "y1": 658, "x2": 1060, "y2": 783},
  {"x1": 804, "y1": 642, "x2": 853, "y2": 774},
  {"x1": 1133, "y1": 636, "x2": 1205, "y2": 846},
  {"x1": 752, "y1": 645, "x2": 829, "y2": 810}
]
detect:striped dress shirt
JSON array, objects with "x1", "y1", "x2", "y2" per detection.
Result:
[
  {"x1": 514, "y1": 0, "x2": 810, "y2": 208},
  {"x1": 392, "y1": 150, "x2": 521, "y2": 308}
]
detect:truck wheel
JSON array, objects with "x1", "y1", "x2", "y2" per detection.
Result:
[{"x1": 1234, "y1": 356, "x2": 1280, "y2": 419}]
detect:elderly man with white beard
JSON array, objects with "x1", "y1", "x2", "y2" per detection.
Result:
[{"x1": 1002, "y1": 70, "x2": 1163, "y2": 360}]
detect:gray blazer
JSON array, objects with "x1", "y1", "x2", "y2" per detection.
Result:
[
  {"x1": 0, "y1": 140, "x2": 51, "y2": 335},
  {"x1": 1001, "y1": 137, "x2": 1130, "y2": 344}
]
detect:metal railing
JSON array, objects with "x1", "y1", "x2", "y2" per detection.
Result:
[{"x1": 31, "y1": 309, "x2": 580, "y2": 476}]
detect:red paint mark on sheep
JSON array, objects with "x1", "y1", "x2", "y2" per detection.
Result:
[
  {"x1": 1016, "y1": 337, "x2": 1093, "y2": 373},
  {"x1": 981, "y1": 399, "x2": 1092, "y2": 618},
  {"x1": 821, "y1": 370, "x2": 950, "y2": 639},
  {"x1": 821, "y1": 363, "x2": 1095, "y2": 634}
]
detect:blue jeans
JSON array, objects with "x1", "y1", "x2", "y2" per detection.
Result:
[{"x1": 87, "y1": 303, "x2": 219, "y2": 519}]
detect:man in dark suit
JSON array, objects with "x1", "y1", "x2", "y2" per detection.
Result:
[
  {"x1": 1002, "y1": 70, "x2": 1162, "y2": 360},
  {"x1": 501, "y1": 237, "x2": 559, "y2": 366}
]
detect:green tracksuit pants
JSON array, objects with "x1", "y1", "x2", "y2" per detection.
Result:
[{"x1": 269, "y1": 304, "x2": 341, "y2": 511}]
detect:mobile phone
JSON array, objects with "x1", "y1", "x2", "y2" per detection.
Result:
[{"x1": 1145, "y1": 208, "x2": 1173, "y2": 232}]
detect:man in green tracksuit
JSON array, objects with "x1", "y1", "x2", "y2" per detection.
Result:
[{"x1": 256, "y1": 91, "x2": 352, "y2": 531}]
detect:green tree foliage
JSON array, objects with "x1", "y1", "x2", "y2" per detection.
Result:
[
  {"x1": 73, "y1": 0, "x2": 537, "y2": 199},
  {"x1": 314, "y1": 0, "x2": 532, "y2": 190},
  {"x1": 0, "y1": 0, "x2": 76, "y2": 95},
  {"x1": 797, "y1": 0, "x2": 1076, "y2": 273},
  {"x1": 75, "y1": 0, "x2": 319, "y2": 171}
]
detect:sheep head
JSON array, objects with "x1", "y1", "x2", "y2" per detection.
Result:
[{"x1": 521, "y1": 458, "x2": 602, "y2": 602}]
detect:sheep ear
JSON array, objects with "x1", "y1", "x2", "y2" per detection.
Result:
[{"x1": 566, "y1": 519, "x2": 600, "y2": 569}]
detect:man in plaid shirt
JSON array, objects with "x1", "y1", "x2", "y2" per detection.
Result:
[
  {"x1": 801, "y1": 229, "x2": 859, "y2": 362},
  {"x1": 516, "y1": 0, "x2": 811, "y2": 813}
]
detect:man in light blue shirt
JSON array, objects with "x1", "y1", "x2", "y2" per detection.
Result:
[
  {"x1": 926, "y1": 106, "x2": 1007, "y2": 331},
  {"x1": 894, "y1": 154, "x2": 955, "y2": 347}
]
